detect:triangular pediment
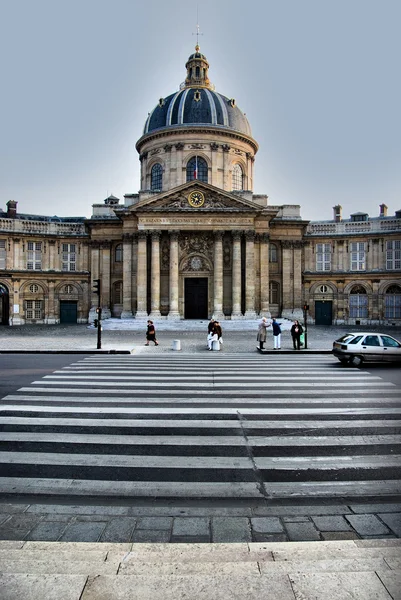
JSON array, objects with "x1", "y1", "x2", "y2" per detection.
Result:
[{"x1": 132, "y1": 181, "x2": 264, "y2": 213}]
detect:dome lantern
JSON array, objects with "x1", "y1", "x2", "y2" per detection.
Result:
[{"x1": 184, "y1": 44, "x2": 212, "y2": 89}]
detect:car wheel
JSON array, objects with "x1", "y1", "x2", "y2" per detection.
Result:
[
  {"x1": 339, "y1": 358, "x2": 349, "y2": 366},
  {"x1": 350, "y1": 355, "x2": 363, "y2": 367}
]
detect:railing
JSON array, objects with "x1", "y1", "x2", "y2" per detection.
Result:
[
  {"x1": 307, "y1": 219, "x2": 401, "y2": 236},
  {"x1": 0, "y1": 218, "x2": 87, "y2": 236}
]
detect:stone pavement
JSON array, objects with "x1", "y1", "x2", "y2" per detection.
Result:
[
  {"x1": 1, "y1": 320, "x2": 401, "y2": 353},
  {"x1": 1, "y1": 538, "x2": 400, "y2": 599}
]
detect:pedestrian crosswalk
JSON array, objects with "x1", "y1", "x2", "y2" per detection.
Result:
[{"x1": 0, "y1": 354, "x2": 400, "y2": 500}]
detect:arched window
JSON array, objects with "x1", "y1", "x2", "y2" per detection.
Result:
[
  {"x1": 385, "y1": 284, "x2": 401, "y2": 319},
  {"x1": 114, "y1": 244, "x2": 123, "y2": 263},
  {"x1": 269, "y1": 281, "x2": 280, "y2": 305},
  {"x1": 269, "y1": 243, "x2": 278, "y2": 263},
  {"x1": 186, "y1": 156, "x2": 208, "y2": 183},
  {"x1": 232, "y1": 164, "x2": 243, "y2": 191},
  {"x1": 151, "y1": 163, "x2": 163, "y2": 191},
  {"x1": 349, "y1": 285, "x2": 368, "y2": 318}
]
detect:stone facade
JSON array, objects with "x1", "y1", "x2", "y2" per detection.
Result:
[{"x1": 1, "y1": 47, "x2": 400, "y2": 326}]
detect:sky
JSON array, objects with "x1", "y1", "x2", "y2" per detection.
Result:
[{"x1": 1, "y1": 0, "x2": 400, "y2": 221}]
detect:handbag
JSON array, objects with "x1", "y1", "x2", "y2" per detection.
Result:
[{"x1": 300, "y1": 332, "x2": 305, "y2": 346}]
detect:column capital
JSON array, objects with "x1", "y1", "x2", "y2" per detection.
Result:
[
  {"x1": 258, "y1": 232, "x2": 270, "y2": 243},
  {"x1": 168, "y1": 230, "x2": 180, "y2": 241},
  {"x1": 122, "y1": 233, "x2": 134, "y2": 242},
  {"x1": 232, "y1": 231, "x2": 242, "y2": 241},
  {"x1": 245, "y1": 230, "x2": 256, "y2": 241},
  {"x1": 138, "y1": 230, "x2": 148, "y2": 240},
  {"x1": 214, "y1": 231, "x2": 224, "y2": 241},
  {"x1": 151, "y1": 230, "x2": 162, "y2": 240}
]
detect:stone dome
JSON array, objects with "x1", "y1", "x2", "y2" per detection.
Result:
[
  {"x1": 141, "y1": 45, "x2": 252, "y2": 139},
  {"x1": 143, "y1": 88, "x2": 252, "y2": 137}
]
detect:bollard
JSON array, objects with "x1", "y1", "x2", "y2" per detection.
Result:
[
  {"x1": 211, "y1": 339, "x2": 220, "y2": 351},
  {"x1": 172, "y1": 339, "x2": 181, "y2": 351}
]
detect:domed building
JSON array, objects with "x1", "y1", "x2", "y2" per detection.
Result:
[
  {"x1": 4, "y1": 44, "x2": 398, "y2": 328},
  {"x1": 87, "y1": 44, "x2": 308, "y2": 321}
]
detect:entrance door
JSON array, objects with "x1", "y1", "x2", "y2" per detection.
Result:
[
  {"x1": 60, "y1": 301, "x2": 77, "y2": 324},
  {"x1": 184, "y1": 278, "x2": 208, "y2": 319},
  {"x1": 315, "y1": 300, "x2": 332, "y2": 325},
  {"x1": 0, "y1": 285, "x2": 9, "y2": 325}
]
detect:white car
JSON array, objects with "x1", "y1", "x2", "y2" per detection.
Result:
[{"x1": 332, "y1": 332, "x2": 401, "y2": 366}]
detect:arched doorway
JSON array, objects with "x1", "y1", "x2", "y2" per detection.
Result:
[{"x1": 0, "y1": 284, "x2": 10, "y2": 325}]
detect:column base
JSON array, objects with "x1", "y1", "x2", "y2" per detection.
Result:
[
  {"x1": 135, "y1": 311, "x2": 149, "y2": 319},
  {"x1": 212, "y1": 311, "x2": 224, "y2": 320},
  {"x1": 120, "y1": 311, "x2": 135, "y2": 319},
  {"x1": 167, "y1": 312, "x2": 181, "y2": 320},
  {"x1": 230, "y1": 312, "x2": 244, "y2": 320},
  {"x1": 282, "y1": 309, "x2": 303, "y2": 321},
  {"x1": 244, "y1": 311, "x2": 257, "y2": 319},
  {"x1": 149, "y1": 311, "x2": 161, "y2": 319}
]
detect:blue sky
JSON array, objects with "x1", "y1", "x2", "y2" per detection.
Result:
[{"x1": 1, "y1": 0, "x2": 400, "y2": 221}]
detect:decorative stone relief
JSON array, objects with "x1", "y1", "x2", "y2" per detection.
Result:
[
  {"x1": 181, "y1": 255, "x2": 210, "y2": 272},
  {"x1": 161, "y1": 239, "x2": 170, "y2": 270},
  {"x1": 180, "y1": 232, "x2": 214, "y2": 261}
]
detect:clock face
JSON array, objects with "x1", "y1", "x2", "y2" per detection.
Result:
[{"x1": 188, "y1": 190, "x2": 205, "y2": 207}]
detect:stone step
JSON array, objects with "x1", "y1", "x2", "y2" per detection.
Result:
[{"x1": 0, "y1": 540, "x2": 399, "y2": 600}]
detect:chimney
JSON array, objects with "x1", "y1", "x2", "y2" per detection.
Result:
[
  {"x1": 379, "y1": 203, "x2": 388, "y2": 217},
  {"x1": 333, "y1": 205, "x2": 342, "y2": 222},
  {"x1": 6, "y1": 200, "x2": 17, "y2": 218}
]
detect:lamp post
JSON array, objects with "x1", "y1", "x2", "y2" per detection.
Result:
[
  {"x1": 93, "y1": 279, "x2": 102, "y2": 349},
  {"x1": 303, "y1": 304, "x2": 309, "y2": 349}
]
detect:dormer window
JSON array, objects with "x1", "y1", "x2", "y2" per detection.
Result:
[
  {"x1": 350, "y1": 212, "x2": 368, "y2": 222},
  {"x1": 194, "y1": 90, "x2": 201, "y2": 102}
]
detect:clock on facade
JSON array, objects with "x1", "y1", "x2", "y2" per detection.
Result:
[{"x1": 188, "y1": 190, "x2": 205, "y2": 207}]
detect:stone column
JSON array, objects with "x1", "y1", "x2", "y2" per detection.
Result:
[
  {"x1": 281, "y1": 241, "x2": 293, "y2": 317},
  {"x1": 136, "y1": 231, "x2": 148, "y2": 318},
  {"x1": 47, "y1": 279, "x2": 56, "y2": 324},
  {"x1": 213, "y1": 231, "x2": 224, "y2": 318},
  {"x1": 244, "y1": 230, "x2": 256, "y2": 318},
  {"x1": 175, "y1": 143, "x2": 184, "y2": 187},
  {"x1": 259, "y1": 233, "x2": 270, "y2": 316},
  {"x1": 168, "y1": 230, "x2": 180, "y2": 319},
  {"x1": 48, "y1": 240, "x2": 56, "y2": 270},
  {"x1": 231, "y1": 231, "x2": 242, "y2": 318},
  {"x1": 89, "y1": 242, "x2": 100, "y2": 322},
  {"x1": 100, "y1": 241, "x2": 111, "y2": 319},
  {"x1": 150, "y1": 231, "x2": 161, "y2": 318},
  {"x1": 222, "y1": 144, "x2": 230, "y2": 190},
  {"x1": 121, "y1": 234, "x2": 134, "y2": 319},
  {"x1": 13, "y1": 238, "x2": 21, "y2": 270}
]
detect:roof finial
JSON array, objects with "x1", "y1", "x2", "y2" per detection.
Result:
[{"x1": 192, "y1": 6, "x2": 203, "y2": 51}]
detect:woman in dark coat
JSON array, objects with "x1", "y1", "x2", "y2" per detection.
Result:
[
  {"x1": 291, "y1": 320, "x2": 303, "y2": 350},
  {"x1": 145, "y1": 320, "x2": 158, "y2": 346}
]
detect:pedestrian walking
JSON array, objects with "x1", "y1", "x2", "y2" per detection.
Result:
[
  {"x1": 291, "y1": 319, "x2": 303, "y2": 350},
  {"x1": 271, "y1": 318, "x2": 282, "y2": 349},
  {"x1": 145, "y1": 320, "x2": 159, "y2": 346},
  {"x1": 257, "y1": 317, "x2": 270, "y2": 350}
]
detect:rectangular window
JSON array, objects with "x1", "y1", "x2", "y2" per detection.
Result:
[
  {"x1": 385, "y1": 294, "x2": 401, "y2": 318},
  {"x1": 0, "y1": 240, "x2": 6, "y2": 269},
  {"x1": 27, "y1": 241, "x2": 42, "y2": 270},
  {"x1": 350, "y1": 242, "x2": 365, "y2": 271},
  {"x1": 349, "y1": 294, "x2": 368, "y2": 318},
  {"x1": 386, "y1": 240, "x2": 401, "y2": 270},
  {"x1": 62, "y1": 243, "x2": 76, "y2": 271},
  {"x1": 26, "y1": 300, "x2": 42, "y2": 319},
  {"x1": 316, "y1": 243, "x2": 331, "y2": 271}
]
